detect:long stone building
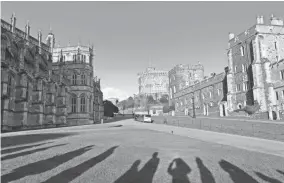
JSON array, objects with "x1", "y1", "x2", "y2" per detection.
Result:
[
  {"x1": 138, "y1": 67, "x2": 169, "y2": 100},
  {"x1": 1, "y1": 14, "x2": 104, "y2": 131},
  {"x1": 172, "y1": 15, "x2": 284, "y2": 120}
]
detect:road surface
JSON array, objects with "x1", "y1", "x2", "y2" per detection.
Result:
[{"x1": 1, "y1": 119, "x2": 284, "y2": 183}]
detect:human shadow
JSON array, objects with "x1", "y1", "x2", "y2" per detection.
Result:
[
  {"x1": 1, "y1": 133, "x2": 76, "y2": 148},
  {"x1": 255, "y1": 172, "x2": 282, "y2": 183},
  {"x1": 1, "y1": 143, "x2": 66, "y2": 161},
  {"x1": 196, "y1": 157, "x2": 215, "y2": 183},
  {"x1": 219, "y1": 159, "x2": 259, "y2": 183},
  {"x1": 114, "y1": 160, "x2": 141, "y2": 183},
  {"x1": 42, "y1": 146, "x2": 118, "y2": 183},
  {"x1": 277, "y1": 170, "x2": 284, "y2": 176},
  {"x1": 1, "y1": 142, "x2": 52, "y2": 155},
  {"x1": 168, "y1": 157, "x2": 191, "y2": 183},
  {"x1": 1, "y1": 145, "x2": 93, "y2": 183},
  {"x1": 134, "y1": 152, "x2": 160, "y2": 183}
]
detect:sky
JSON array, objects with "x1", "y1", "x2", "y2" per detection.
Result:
[{"x1": 1, "y1": 1, "x2": 284, "y2": 101}]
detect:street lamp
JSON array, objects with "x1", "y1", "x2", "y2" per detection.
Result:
[{"x1": 192, "y1": 96, "x2": 196, "y2": 118}]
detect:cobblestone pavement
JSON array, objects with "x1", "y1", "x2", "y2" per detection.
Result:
[{"x1": 1, "y1": 119, "x2": 284, "y2": 183}]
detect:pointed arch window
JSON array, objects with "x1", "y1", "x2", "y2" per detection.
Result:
[
  {"x1": 89, "y1": 96, "x2": 92, "y2": 112},
  {"x1": 80, "y1": 95, "x2": 86, "y2": 112},
  {"x1": 72, "y1": 74, "x2": 77, "y2": 85},
  {"x1": 71, "y1": 96, "x2": 77, "y2": 113},
  {"x1": 81, "y1": 74, "x2": 86, "y2": 85}
]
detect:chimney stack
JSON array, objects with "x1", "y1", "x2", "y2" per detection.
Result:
[
  {"x1": 229, "y1": 32, "x2": 235, "y2": 40},
  {"x1": 270, "y1": 14, "x2": 284, "y2": 26},
  {"x1": 11, "y1": 12, "x2": 16, "y2": 33},
  {"x1": 257, "y1": 15, "x2": 264, "y2": 24}
]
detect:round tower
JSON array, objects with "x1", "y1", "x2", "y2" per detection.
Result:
[{"x1": 193, "y1": 62, "x2": 204, "y2": 82}]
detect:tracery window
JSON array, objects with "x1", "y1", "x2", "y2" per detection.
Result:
[
  {"x1": 80, "y1": 95, "x2": 86, "y2": 112},
  {"x1": 72, "y1": 74, "x2": 77, "y2": 85},
  {"x1": 71, "y1": 96, "x2": 76, "y2": 113},
  {"x1": 81, "y1": 74, "x2": 86, "y2": 85}
]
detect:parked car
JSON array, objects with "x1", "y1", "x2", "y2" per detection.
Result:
[{"x1": 143, "y1": 114, "x2": 153, "y2": 123}]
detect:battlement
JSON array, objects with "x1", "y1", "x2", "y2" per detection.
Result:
[
  {"x1": 138, "y1": 67, "x2": 168, "y2": 77},
  {"x1": 169, "y1": 63, "x2": 204, "y2": 74},
  {"x1": 228, "y1": 14, "x2": 284, "y2": 48},
  {"x1": 174, "y1": 72, "x2": 226, "y2": 98}
]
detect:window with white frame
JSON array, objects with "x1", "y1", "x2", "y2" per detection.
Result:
[
  {"x1": 236, "y1": 84, "x2": 241, "y2": 92},
  {"x1": 243, "y1": 82, "x2": 248, "y2": 91},
  {"x1": 240, "y1": 46, "x2": 245, "y2": 56},
  {"x1": 280, "y1": 70, "x2": 284, "y2": 80},
  {"x1": 276, "y1": 91, "x2": 279, "y2": 101}
]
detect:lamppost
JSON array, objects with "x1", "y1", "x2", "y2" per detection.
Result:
[{"x1": 192, "y1": 96, "x2": 196, "y2": 118}]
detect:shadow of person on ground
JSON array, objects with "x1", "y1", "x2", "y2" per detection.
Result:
[
  {"x1": 277, "y1": 170, "x2": 284, "y2": 176},
  {"x1": 255, "y1": 172, "x2": 282, "y2": 183},
  {"x1": 1, "y1": 133, "x2": 76, "y2": 148},
  {"x1": 168, "y1": 158, "x2": 191, "y2": 183},
  {"x1": 42, "y1": 146, "x2": 118, "y2": 183},
  {"x1": 1, "y1": 142, "x2": 52, "y2": 155},
  {"x1": 196, "y1": 157, "x2": 215, "y2": 183},
  {"x1": 1, "y1": 145, "x2": 93, "y2": 183},
  {"x1": 1, "y1": 143, "x2": 66, "y2": 161},
  {"x1": 134, "y1": 152, "x2": 160, "y2": 183},
  {"x1": 219, "y1": 159, "x2": 259, "y2": 183},
  {"x1": 114, "y1": 160, "x2": 141, "y2": 183}
]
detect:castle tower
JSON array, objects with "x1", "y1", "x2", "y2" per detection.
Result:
[{"x1": 52, "y1": 44, "x2": 96, "y2": 125}]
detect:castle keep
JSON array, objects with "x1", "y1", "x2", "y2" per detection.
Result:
[
  {"x1": 1, "y1": 14, "x2": 104, "y2": 131},
  {"x1": 138, "y1": 67, "x2": 169, "y2": 100}
]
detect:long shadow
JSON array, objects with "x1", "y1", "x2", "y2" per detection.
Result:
[
  {"x1": 255, "y1": 172, "x2": 282, "y2": 183},
  {"x1": 1, "y1": 145, "x2": 94, "y2": 183},
  {"x1": 1, "y1": 144, "x2": 67, "y2": 161},
  {"x1": 1, "y1": 142, "x2": 52, "y2": 155},
  {"x1": 219, "y1": 159, "x2": 259, "y2": 183},
  {"x1": 134, "y1": 152, "x2": 160, "y2": 183},
  {"x1": 168, "y1": 157, "x2": 191, "y2": 183},
  {"x1": 42, "y1": 146, "x2": 118, "y2": 183},
  {"x1": 196, "y1": 157, "x2": 215, "y2": 183},
  {"x1": 277, "y1": 170, "x2": 284, "y2": 176},
  {"x1": 114, "y1": 160, "x2": 141, "y2": 183},
  {"x1": 1, "y1": 133, "x2": 76, "y2": 148}
]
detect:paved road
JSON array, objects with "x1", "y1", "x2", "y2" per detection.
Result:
[{"x1": 1, "y1": 119, "x2": 284, "y2": 183}]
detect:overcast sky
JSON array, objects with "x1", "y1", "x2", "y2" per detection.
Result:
[{"x1": 2, "y1": 1, "x2": 284, "y2": 100}]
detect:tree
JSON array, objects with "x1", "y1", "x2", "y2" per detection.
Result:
[
  {"x1": 160, "y1": 95, "x2": 169, "y2": 104},
  {"x1": 147, "y1": 95, "x2": 155, "y2": 104},
  {"x1": 163, "y1": 105, "x2": 170, "y2": 113},
  {"x1": 104, "y1": 100, "x2": 119, "y2": 117}
]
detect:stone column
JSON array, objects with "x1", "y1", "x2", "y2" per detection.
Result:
[
  {"x1": 227, "y1": 49, "x2": 236, "y2": 111},
  {"x1": 1, "y1": 69, "x2": 13, "y2": 130},
  {"x1": 31, "y1": 78, "x2": 44, "y2": 126},
  {"x1": 252, "y1": 35, "x2": 267, "y2": 112},
  {"x1": 206, "y1": 104, "x2": 209, "y2": 116},
  {"x1": 45, "y1": 82, "x2": 56, "y2": 125},
  {"x1": 55, "y1": 85, "x2": 67, "y2": 125},
  {"x1": 268, "y1": 105, "x2": 273, "y2": 120},
  {"x1": 14, "y1": 72, "x2": 29, "y2": 128}
]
